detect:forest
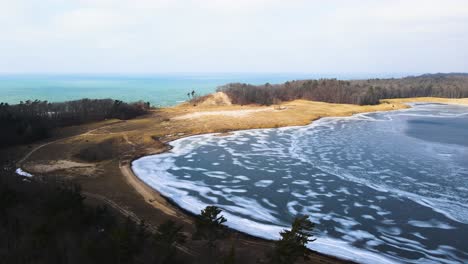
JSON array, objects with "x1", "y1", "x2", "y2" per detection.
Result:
[
  {"x1": 1, "y1": 166, "x2": 316, "y2": 264},
  {"x1": 218, "y1": 73, "x2": 468, "y2": 106},
  {"x1": 0, "y1": 165, "x2": 186, "y2": 264},
  {"x1": 0, "y1": 99, "x2": 150, "y2": 148}
]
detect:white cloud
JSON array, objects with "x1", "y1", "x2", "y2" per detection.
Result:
[
  {"x1": 53, "y1": 8, "x2": 134, "y2": 32},
  {"x1": 0, "y1": 0, "x2": 467, "y2": 73},
  {"x1": 369, "y1": 0, "x2": 468, "y2": 21}
]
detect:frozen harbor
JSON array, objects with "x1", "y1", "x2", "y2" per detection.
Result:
[{"x1": 133, "y1": 103, "x2": 468, "y2": 264}]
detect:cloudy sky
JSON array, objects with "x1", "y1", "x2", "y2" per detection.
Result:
[{"x1": 0, "y1": 0, "x2": 467, "y2": 74}]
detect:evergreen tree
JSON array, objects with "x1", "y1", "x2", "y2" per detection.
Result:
[
  {"x1": 193, "y1": 206, "x2": 227, "y2": 248},
  {"x1": 268, "y1": 216, "x2": 316, "y2": 264}
]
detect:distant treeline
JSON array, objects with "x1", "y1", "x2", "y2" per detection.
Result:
[
  {"x1": 0, "y1": 99, "x2": 150, "y2": 148},
  {"x1": 218, "y1": 73, "x2": 468, "y2": 106}
]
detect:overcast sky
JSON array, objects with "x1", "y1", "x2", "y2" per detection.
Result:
[{"x1": 0, "y1": 0, "x2": 467, "y2": 74}]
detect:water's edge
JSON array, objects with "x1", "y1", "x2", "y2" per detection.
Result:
[{"x1": 130, "y1": 105, "x2": 423, "y2": 264}]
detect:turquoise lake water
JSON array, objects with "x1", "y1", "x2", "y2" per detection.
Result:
[{"x1": 0, "y1": 73, "x2": 409, "y2": 106}]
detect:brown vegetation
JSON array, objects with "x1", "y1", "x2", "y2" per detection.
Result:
[{"x1": 76, "y1": 138, "x2": 123, "y2": 162}]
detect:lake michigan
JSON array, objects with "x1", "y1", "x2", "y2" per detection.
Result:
[{"x1": 0, "y1": 73, "x2": 409, "y2": 106}]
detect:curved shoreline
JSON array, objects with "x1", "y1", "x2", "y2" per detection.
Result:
[
  {"x1": 17, "y1": 97, "x2": 468, "y2": 264},
  {"x1": 129, "y1": 101, "x2": 468, "y2": 264},
  {"x1": 127, "y1": 106, "x2": 423, "y2": 264}
]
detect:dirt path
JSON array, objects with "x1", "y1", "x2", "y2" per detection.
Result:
[
  {"x1": 82, "y1": 191, "x2": 196, "y2": 257},
  {"x1": 123, "y1": 134, "x2": 136, "y2": 146},
  {"x1": 17, "y1": 139, "x2": 62, "y2": 167},
  {"x1": 17, "y1": 121, "x2": 126, "y2": 167}
]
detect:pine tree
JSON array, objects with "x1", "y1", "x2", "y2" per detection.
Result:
[
  {"x1": 193, "y1": 206, "x2": 227, "y2": 248},
  {"x1": 269, "y1": 216, "x2": 316, "y2": 264}
]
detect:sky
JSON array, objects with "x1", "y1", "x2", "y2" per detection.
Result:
[{"x1": 0, "y1": 0, "x2": 467, "y2": 74}]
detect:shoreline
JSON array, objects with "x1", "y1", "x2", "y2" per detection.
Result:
[
  {"x1": 15, "y1": 97, "x2": 468, "y2": 264},
  {"x1": 127, "y1": 99, "x2": 468, "y2": 264},
  {"x1": 128, "y1": 104, "x2": 420, "y2": 264}
]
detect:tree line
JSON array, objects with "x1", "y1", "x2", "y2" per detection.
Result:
[
  {"x1": 1, "y1": 166, "x2": 318, "y2": 264},
  {"x1": 0, "y1": 99, "x2": 151, "y2": 148},
  {"x1": 218, "y1": 73, "x2": 468, "y2": 106}
]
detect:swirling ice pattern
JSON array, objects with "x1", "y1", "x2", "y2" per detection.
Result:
[{"x1": 133, "y1": 103, "x2": 468, "y2": 264}]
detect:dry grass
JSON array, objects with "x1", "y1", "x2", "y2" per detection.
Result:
[
  {"x1": 385, "y1": 97, "x2": 468, "y2": 105},
  {"x1": 154, "y1": 99, "x2": 408, "y2": 137},
  {"x1": 26, "y1": 160, "x2": 94, "y2": 173}
]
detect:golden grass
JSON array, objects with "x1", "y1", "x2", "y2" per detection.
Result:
[
  {"x1": 152, "y1": 99, "x2": 409, "y2": 136},
  {"x1": 385, "y1": 97, "x2": 468, "y2": 105}
]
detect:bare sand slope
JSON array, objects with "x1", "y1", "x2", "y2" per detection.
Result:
[{"x1": 173, "y1": 107, "x2": 275, "y2": 120}]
